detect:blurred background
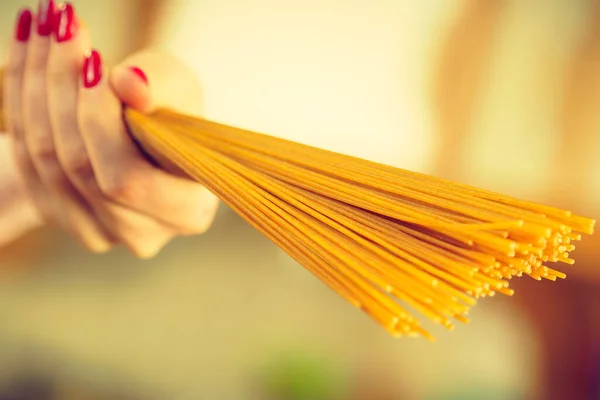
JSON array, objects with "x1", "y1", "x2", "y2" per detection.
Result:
[{"x1": 0, "y1": 0, "x2": 599, "y2": 399}]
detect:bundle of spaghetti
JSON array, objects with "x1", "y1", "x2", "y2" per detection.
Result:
[{"x1": 123, "y1": 108, "x2": 594, "y2": 340}]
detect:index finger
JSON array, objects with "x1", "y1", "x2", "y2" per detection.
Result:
[
  {"x1": 3, "y1": 7, "x2": 56, "y2": 223},
  {"x1": 3, "y1": 8, "x2": 31, "y2": 139}
]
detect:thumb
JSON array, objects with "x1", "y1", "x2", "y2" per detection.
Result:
[{"x1": 109, "y1": 50, "x2": 203, "y2": 115}]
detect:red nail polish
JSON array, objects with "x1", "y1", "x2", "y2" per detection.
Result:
[
  {"x1": 129, "y1": 67, "x2": 149, "y2": 85},
  {"x1": 83, "y1": 50, "x2": 102, "y2": 89},
  {"x1": 54, "y1": 3, "x2": 77, "y2": 43},
  {"x1": 37, "y1": 0, "x2": 55, "y2": 36},
  {"x1": 15, "y1": 8, "x2": 33, "y2": 42}
]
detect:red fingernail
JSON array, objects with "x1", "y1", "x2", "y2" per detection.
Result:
[
  {"x1": 36, "y1": 0, "x2": 55, "y2": 36},
  {"x1": 54, "y1": 3, "x2": 77, "y2": 43},
  {"x1": 83, "y1": 50, "x2": 102, "y2": 89},
  {"x1": 15, "y1": 8, "x2": 33, "y2": 42},
  {"x1": 129, "y1": 67, "x2": 149, "y2": 85}
]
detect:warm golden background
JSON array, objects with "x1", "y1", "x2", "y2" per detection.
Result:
[{"x1": 0, "y1": 1, "x2": 598, "y2": 399}]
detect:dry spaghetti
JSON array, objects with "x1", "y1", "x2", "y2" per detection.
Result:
[{"x1": 122, "y1": 108, "x2": 595, "y2": 340}]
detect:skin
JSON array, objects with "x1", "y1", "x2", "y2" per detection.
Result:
[{"x1": 2, "y1": 4, "x2": 219, "y2": 258}]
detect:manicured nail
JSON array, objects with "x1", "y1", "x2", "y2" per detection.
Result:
[
  {"x1": 36, "y1": 0, "x2": 55, "y2": 36},
  {"x1": 54, "y1": 3, "x2": 77, "y2": 43},
  {"x1": 129, "y1": 67, "x2": 149, "y2": 85},
  {"x1": 83, "y1": 50, "x2": 102, "y2": 89},
  {"x1": 15, "y1": 8, "x2": 33, "y2": 42}
]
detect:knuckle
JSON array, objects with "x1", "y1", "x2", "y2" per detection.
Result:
[
  {"x1": 99, "y1": 174, "x2": 139, "y2": 203},
  {"x1": 27, "y1": 152, "x2": 76, "y2": 192},
  {"x1": 63, "y1": 152, "x2": 96, "y2": 183},
  {"x1": 46, "y1": 170, "x2": 73, "y2": 192},
  {"x1": 29, "y1": 138, "x2": 60, "y2": 166},
  {"x1": 99, "y1": 179, "x2": 126, "y2": 201}
]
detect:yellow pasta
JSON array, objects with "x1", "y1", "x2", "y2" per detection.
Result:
[{"x1": 123, "y1": 108, "x2": 595, "y2": 340}]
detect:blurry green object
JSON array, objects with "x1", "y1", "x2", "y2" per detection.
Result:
[
  {"x1": 263, "y1": 351, "x2": 345, "y2": 400},
  {"x1": 426, "y1": 388, "x2": 524, "y2": 400}
]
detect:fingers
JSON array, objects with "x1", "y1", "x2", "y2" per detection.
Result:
[
  {"x1": 3, "y1": 11, "x2": 29, "y2": 142},
  {"x1": 45, "y1": 3, "x2": 95, "y2": 193},
  {"x1": 81, "y1": 53, "x2": 219, "y2": 235},
  {"x1": 19, "y1": 1, "x2": 114, "y2": 252},
  {"x1": 21, "y1": 3, "x2": 68, "y2": 225},
  {"x1": 0, "y1": 7, "x2": 34, "y2": 135},
  {"x1": 3, "y1": 7, "x2": 56, "y2": 223},
  {"x1": 44, "y1": 3, "x2": 176, "y2": 257}
]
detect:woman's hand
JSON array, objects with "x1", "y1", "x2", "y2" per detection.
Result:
[{"x1": 2, "y1": 1, "x2": 219, "y2": 258}]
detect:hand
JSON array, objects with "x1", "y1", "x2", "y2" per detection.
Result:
[{"x1": 2, "y1": 2, "x2": 219, "y2": 258}]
